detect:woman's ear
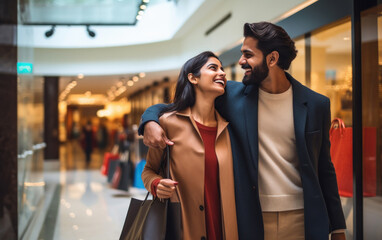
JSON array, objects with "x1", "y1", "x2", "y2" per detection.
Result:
[
  {"x1": 268, "y1": 51, "x2": 279, "y2": 67},
  {"x1": 188, "y1": 73, "x2": 198, "y2": 85}
]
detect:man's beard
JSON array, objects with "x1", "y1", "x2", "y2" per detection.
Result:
[{"x1": 242, "y1": 58, "x2": 269, "y2": 86}]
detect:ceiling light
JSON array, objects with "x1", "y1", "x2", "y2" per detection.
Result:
[
  {"x1": 138, "y1": 10, "x2": 144, "y2": 15},
  {"x1": 127, "y1": 80, "x2": 134, "y2": 86},
  {"x1": 143, "y1": 0, "x2": 149, "y2": 3},
  {"x1": 139, "y1": 72, "x2": 146, "y2": 78},
  {"x1": 140, "y1": 5, "x2": 146, "y2": 10},
  {"x1": 77, "y1": 73, "x2": 84, "y2": 79},
  {"x1": 45, "y1": 25, "x2": 55, "y2": 38},
  {"x1": 136, "y1": 15, "x2": 142, "y2": 20},
  {"x1": 85, "y1": 91, "x2": 92, "y2": 97},
  {"x1": 86, "y1": 25, "x2": 96, "y2": 38},
  {"x1": 132, "y1": 76, "x2": 139, "y2": 82}
]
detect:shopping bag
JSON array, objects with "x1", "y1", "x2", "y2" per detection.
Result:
[
  {"x1": 101, "y1": 152, "x2": 119, "y2": 176},
  {"x1": 111, "y1": 164, "x2": 122, "y2": 189},
  {"x1": 329, "y1": 118, "x2": 377, "y2": 197},
  {"x1": 107, "y1": 159, "x2": 120, "y2": 183},
  {"x1": 133, "y1": 160, "x2": 146, "y2": 189},
  {"x1": 119, "y1": 146, "x2": 181, "y2": 240}
]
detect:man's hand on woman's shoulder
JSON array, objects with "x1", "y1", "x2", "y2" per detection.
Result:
[{"x1": 143, "y1": 121, "x2": 174, "y2": 149}]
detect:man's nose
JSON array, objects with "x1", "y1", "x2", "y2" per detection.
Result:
[{"x1": 239, "y1": 56, "x2": 246, "y2": 65}]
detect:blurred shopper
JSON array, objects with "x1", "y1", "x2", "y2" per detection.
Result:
[
  {"x1": 97, "y1": 119, "x2": 109, "y2": 150},
  {"x1": 139, "y1": 22, "x2": 346, "y2": 240},
  {"x1": 81, "y1": 120, "x2": 94, "y2": 167},
  {"x1": 141, "y1": 51, "x2": 238, "y2": 240}
]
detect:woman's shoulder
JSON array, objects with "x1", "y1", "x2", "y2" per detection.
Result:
[{"x1": 158, "y1": 111, "x2": 179, "y2": 126}]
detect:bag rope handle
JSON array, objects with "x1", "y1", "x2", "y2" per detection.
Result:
[{"x1": 330, "y1": 118, "x2": 346, "y2": 136}]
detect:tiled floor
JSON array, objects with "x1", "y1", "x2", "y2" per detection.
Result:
[
  {"x1": 40, "y1": 141, "x2": 147, "y2": 240},
  {"x1": 36, "y1": 140, "x2": 382, "y2": 240}
]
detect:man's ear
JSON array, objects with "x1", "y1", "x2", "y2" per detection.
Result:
[
  {"x1": 268, "y1": 51, "x2": 279, "y2": 67},
  {"x1": 188, "y1": 73, "x2": 198, "y2": 85}
]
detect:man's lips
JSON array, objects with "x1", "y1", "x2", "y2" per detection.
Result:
[{"x1": 244, "y1": 69, "x2": 252, "y2": 75}]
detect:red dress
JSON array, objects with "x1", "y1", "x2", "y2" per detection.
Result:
[{"x1": 196, "y1": 121, "x2": 223, "y2": 240}]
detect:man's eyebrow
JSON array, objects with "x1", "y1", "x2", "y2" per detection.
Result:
[{"x1": 241, "y1": 49, "x2": 253, "y2": 54}]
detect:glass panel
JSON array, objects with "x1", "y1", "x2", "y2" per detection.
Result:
[
  {"x1": 311, "y1": 20, "x2": 353, "y2": 125},
  {"x1": 17, "y1": 4, "x2": 45, "y2": 237},
  {"x1": 309, "y1": 19, "x2": 353, "y2": 239},
  {"x1": 361, "y1": 4, "x2": 382, "y2": 239}
]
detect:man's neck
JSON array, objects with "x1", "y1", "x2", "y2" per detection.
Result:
[{"x1": 260, "y1": 70, "x2": 291, "y2": 94}]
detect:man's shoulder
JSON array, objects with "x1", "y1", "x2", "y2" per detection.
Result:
[
  {"x1": 305, "y1": 86, "x2": 329, "y2": 104},
  {"x1": 292, "y1": 78, "x2": 329, "y2": 104},
  {"x1": 226, "y1": 80, "x2": 244, "y2": 88},
  {"x1": 225, "y1": 80, "x2": 246, "y2": 96}
]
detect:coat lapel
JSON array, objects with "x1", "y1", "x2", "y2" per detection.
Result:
[{"x1": 289, "y1": 74, "x2": 308, "y2": 166}]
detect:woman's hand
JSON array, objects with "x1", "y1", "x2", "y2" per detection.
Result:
[{"x1": 156, "y1": 179, "x2": 178, "y2": 199}]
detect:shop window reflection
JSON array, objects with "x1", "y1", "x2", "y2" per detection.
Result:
[
  {"x1": 361, "y1": 4, "x2": 382, "y2": 239},
  {"x1": 311, "y1": 20, "x2": 353, "y2": 126}
]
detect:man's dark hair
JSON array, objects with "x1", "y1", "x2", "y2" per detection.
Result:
[
  {"x1": 244, "y1": 22, "x2": 297, "y2": 70},
  {"x1": 161, "y1": 51, "x2": 221, "y2": 115}
]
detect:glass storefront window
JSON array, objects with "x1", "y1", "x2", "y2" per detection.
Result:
[
  {"x1": 361, "y1": 4, "x2": 382, "y2": 239},
  {"x1": 311, "y1": 20, "x2": 353, "y2": 126}
]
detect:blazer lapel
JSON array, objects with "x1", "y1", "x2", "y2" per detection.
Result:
[{"x1": 289, "y1": 75, "x2": 308, "y2": 166}]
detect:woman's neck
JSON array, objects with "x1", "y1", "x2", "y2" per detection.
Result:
[{"x1": 191, "y1": 96, "x2": 217, "y2": 127}]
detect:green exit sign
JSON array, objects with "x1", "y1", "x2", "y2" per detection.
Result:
[{"x1": 17, "y1": 62, "x2": 33, "y2": 74}]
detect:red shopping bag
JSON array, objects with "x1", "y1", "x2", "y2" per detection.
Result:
[
  {"x1": 329, "y1": 118, "x2": 377, "y2": 197},
  {"x1": 101, "y1": 152, "x2": 119, "y2": 176}
]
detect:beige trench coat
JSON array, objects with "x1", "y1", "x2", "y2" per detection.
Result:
[{"x1": 142, "y1": 107, "x2": 238, "y2": 240}]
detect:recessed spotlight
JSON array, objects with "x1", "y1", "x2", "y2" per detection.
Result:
[
  {"x1": 45, "y1": 25, "x2": 55, "y2": 38},
  {"x1": 127, "y1": 80, "x2": 134, "y2": 86},
  {"x1": 139, "y1": 72, "x2": 146, "y2": 78},
  {"x1": 136, "y1": 15, "x2": 142, "y2": 20},
  {"x1": 86, "y1": 25, "x2": 96, "y2": 38},
  {"x1": 140, "y1": 5, "x2": 146, "y2": 10},
  {"x1": 143, "y1": 0, "x2": 149, "y2": 3},
  {"x1": 78, "y1": 74, "x2": 84, "y2": 79},
  {"x1": 138, "y1": 10, "x2": 144, "y2": 15},
  {"x1": 132, "y1": 76, "x2": 139, "y2": 82}
]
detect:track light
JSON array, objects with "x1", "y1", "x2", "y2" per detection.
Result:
[
  {"x1": 45, "y1": 25, "x2": 55, "y2": 38},
  {"x1": 86, "y1": 25, "x2": 96, "y2": 38}
]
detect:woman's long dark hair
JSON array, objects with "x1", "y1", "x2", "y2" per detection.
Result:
[{"x1": 160, "y1": 51, "x2": 221, "y2": 115}]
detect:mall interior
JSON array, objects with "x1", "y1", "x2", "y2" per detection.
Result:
[{"x1": 0, "y1": 0, "x2": 381, "y2": 239}]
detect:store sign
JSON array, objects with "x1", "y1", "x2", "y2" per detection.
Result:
[{"x1": 17, "y1": 62, "x2": 33, "y2": 74}]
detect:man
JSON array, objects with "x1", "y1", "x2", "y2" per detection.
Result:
[{"x1": 139, "y1": 22, "x2": 346, "y2": 240}]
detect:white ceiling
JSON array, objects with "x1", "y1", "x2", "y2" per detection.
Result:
[{"x1": 23, "y1": 0, "x2": 311, "y2": 102}]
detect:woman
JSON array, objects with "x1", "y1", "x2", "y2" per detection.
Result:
[{"x1": 142, "y1": 51, "x2": 238, "y2": 240}]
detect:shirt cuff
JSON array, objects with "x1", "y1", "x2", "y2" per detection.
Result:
[
  {"x1": 151, "y1": 178, "x2": 161, "y2": 197},
  {"x1": 331, "y1": 229, "x2": 346, "y2": 234}
]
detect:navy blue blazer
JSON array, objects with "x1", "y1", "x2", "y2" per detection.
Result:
[{"x1": 139, "y1": 72, "x2": 346, "y2": 240}]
